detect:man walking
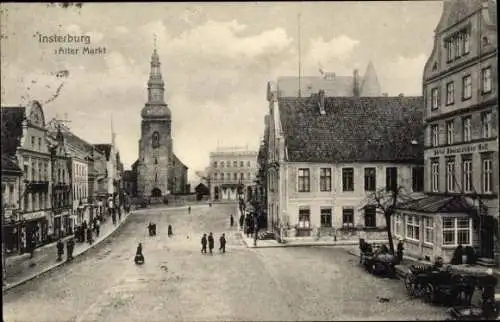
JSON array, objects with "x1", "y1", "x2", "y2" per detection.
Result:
[
  {"x1": 230, "y1": 214, "x2": 234, "y2": 227},
  {"x1": 56, "y1": 239, "x2": 64, "y2": 261},
  {"x1": 66, "y1": 238, "x2": 75, "y2": 261},
  {"x1": 201, "y1": 233, "x2": 207, "y2": 254},
  {"x1": 219, "y1": 233, "x2": 226, "y2": 253},
  {"x1": 208, "y1": 232, "x2": 214, "y2": 255},
  {"x1": 95, "y1": 219, "x2": 100, "y2": 238}
]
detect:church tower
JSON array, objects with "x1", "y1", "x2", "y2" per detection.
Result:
[{"x1": 137, "y1": 42, "x2": 173, "y2": 198}]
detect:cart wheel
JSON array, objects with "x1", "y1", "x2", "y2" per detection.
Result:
[
  {"x1": 424, "y1": 283, "x2": 435, "y2": 303},
  {"x1": 405, "y1": 273, "x2": 416, "y2": 296}
]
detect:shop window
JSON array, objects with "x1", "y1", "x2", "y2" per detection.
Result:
[
  {"x1": 442, "y1": 217, "x2": 471, "y2": 246},
  {"x1": 406, "y1": 215, "x2": 420, "y2": 241}
]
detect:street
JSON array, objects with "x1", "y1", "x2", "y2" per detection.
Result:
[{"x1": 3, "y1": 203, "x2": 449, "y2": 321}]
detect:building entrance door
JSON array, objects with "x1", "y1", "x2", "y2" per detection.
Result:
[{"x1": 151, "y1": 188, "x2": 162, "y2": 197}]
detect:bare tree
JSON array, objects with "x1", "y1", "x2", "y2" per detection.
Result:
[{"x1": 364, "y1": 186, "x2": 420, "y2": 255}]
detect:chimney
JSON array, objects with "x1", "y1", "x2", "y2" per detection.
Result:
[
  {"x1": 318, "y1": 90, "x2": 326, "y2": 115},
  {"x1": 353, "y1": 69, "x2": 360, "y2": 97}
]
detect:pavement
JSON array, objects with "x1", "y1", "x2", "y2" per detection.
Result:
[
  {"x1": 3, "y1": 210, "x2": 131, "y2": 292},
  {"x1": 3, "y1": 202, "x2": 450, "y2": 321}
]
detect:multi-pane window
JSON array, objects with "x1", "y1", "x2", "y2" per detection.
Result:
[
  {"x1": 431, "y1": 88, "x2": 439, "y2": 110},
  {"x1": 38, "y1": 161, "x2": 42, "y2": 181},
  {"x1": 247, "y1": 161, "x2": 251, "y2": 167},
  {"x1": 342, "y1": 208, "x2": 354, "y2": 227},
  {"x1": 463, "y1": 30, "x2": 470, "y2": 54},
  {"x1": 406, "y1": 215, "x2": 420, "y2": 241},
  {"x1": 297, "y1": 168, "x2": 310, "y2": 192},
  {"x1": 462, "y1": 158, "x2": 473, "y2": 192},
  {"x1": 443, "y1": 217, "x2": 471, "y2": 246},
  {"x1": 424, "y1": 217, "x2": 434, "y2": 244},
  {"x1": 319, "y1": 168, "x2": 332, "y2": 192},
  {"x1": 462, "y1": 117, "x2": 471, "y2": 142},
  {"x1": 446, "y1": 28, "x2": 470, "y2": 61},
  {"x1": 446, "y1": 120, "x2": 454, "y2": 144},
  {"x1": 31, "y1": 136, "x2": 35, "y2": 149},
  {"x1": 298, "y1": 208, "x2": 310, "y2": 228},
  {"x1": 431, "y1": 160, "x2": 439, "y2": 192},
  {"x1": 364, "y1": 168, "x2": 376, "y2": 191},
  {"x1": 240, "y1": 161, "x2": 244, "y2": 167},
  {"x1": 462, "y1": 75, "x2": 472, "y2": 100},
  {"x1": 233, "y1": 173, "x2": 237, "y2": 180},
  {"x1": 385, "y1": 167, "x2": 398, "y2": 192},
  {"x1": 364, "y1": 206, "x2": 377, "y2": 228},
  {"x1": 431, "y1": 124, "x2": 439, "y2": 147},
  {"x1": 446, "y1": 82, "x2": 454, "y2": 105},
  {"x1": 482, "y1": 111, "x2": 492, "y2": 138},
  {"x1": 240, "y1": 173, "x2": 244, "y2": 180},
  {"x1": 220, "y1": 173, "x2": 224, "y2": 180},
  {"x1": 342, "y1": 168, "x2": 354, "y2": 192},
  {"x1": 38, "y1": 138, "x2": 42, "y2": 151},
  {"x1": 320, "y1": 208, "x2": 332, "y2": 228},
  {"x1": 213, "y1": 161, "x2": 218, "y2": 168},
  {"x1": 412, "y1": 167, "x2": 424, "y2": 192},
  {"x1": 247, "y1": 173, "x2": 251, "y2": 180},
  {"x1": 233, "y1": 161, "x2": 237, "y2": 167},
  {"x1": 482, "y1": 67, "x2": 492, "y2": 93},
  {"x1": 213, "y1": 173, "x2": 218, "y2": 181},
  {"x1": 220, "y1": 161, "x2": 225, "y2": 168},
  {"x1": 446, "y1": 159, "x2": 456, "y2": 192},
  {"x1": 482, "y1": 157, "x2": 493, "y2": 193}
]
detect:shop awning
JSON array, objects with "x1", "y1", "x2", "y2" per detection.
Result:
[{"x1": 396, "y1": 195, "x2": 478, "y2": 214}]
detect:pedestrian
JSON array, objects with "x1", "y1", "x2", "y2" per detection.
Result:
[
  {"x1": 117, "y1": 206, "x2": 122, "y2": 221},
  {"x1": 168, "y1": 224, "x2": 173, "y2": 237},
  {"x1": 208, "y1": 232, "x2": 214, "y2": 255},
  {"x1": 67, "y1": 238, "x2": 75, "y2": 260},
  {"x1": 95, "y1": 220, "x2": 100, "y2": 238},
  {"x1": 112, "y1": 212, "x2": 116, "y2": 225},
  {"x1": 29, "y1": 233, "x2": 36, "y2": 258},
  {"x1": 56, "y1": 239, "x2": 64, "y2": 261},
  {"x1": 239, "y1": 214, "x2": 244, "y2": 229},
  {"x1": 201, "y1": 233, "x2": 207, "y2": 254},
  {"x1": 188, "y1": 206, "x2": 191, "y2": 214},
  {"x1": 396, "y1": 240, "x2": 404, "y2": 263},
  {"x1": 230, "y1": 214, "x2": 234, "y2": 227},
  {"x1": 219, "y1": 233, "x2": 226, "y2": 253},
  {"x1": 86, "y1": 227, "x2": 93, "y2": 245}
]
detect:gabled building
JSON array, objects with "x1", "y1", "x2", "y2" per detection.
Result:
[
  {"x1": 265, "y1": 84, "x2": 425, "y2": 240},
  {"x1": 1, "y1": 101, "x2": 53, "y2": 252},
  {"x1": 393, "y1": 0, "x2": 498, "y2": 266}
]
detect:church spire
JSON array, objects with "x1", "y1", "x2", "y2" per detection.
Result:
[{"x1": 147, "y1": 35, "x2": 165, "y2": 105}]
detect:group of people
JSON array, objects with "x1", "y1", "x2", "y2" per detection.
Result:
[
  {"x1": 201, "y1": 232, "x2": 226, "y2": 254},
  {"x1": 56, "y1": 237, "x2": 75, "y2": 261},
  {"x1": 75, "y1": 216, "x2": 102, "y2": 245},
  {"x1": 147, "y1": 222, "x2": 173, "y2": 237}
]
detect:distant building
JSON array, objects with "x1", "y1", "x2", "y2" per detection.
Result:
[
  {"x1": 207, "y1": 147, "x2": 258, "y2": 201},
  {"x1": 264, "y1": 84, "x2": 425, "y2": 240},
  {"x1": 276, "y1": 61, "x2": 382, "y2": 98},
  {"x1": 135, "y1": 46, "x2": 188, "y2": 198},
  {"x1": 394, "y1": 0, "x2": 499, "y2": 266}
]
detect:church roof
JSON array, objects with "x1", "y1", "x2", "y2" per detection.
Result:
[
  {"x1": 360, "y1": 61, "x2": 382, "y2": 97},
  {"x1": 278, "y1": 95, "x2": 424, "y2": 164}
]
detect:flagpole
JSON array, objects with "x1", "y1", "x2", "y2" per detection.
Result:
[{"x1": 298, "y1": 13, "x2": 302, "y2": 98}]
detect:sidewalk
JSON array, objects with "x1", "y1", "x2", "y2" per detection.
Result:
[
  {"x1": 3, "y1": 210, "x2": 131, "y2": 292},
  {"x1": 238, "y1": 231, "x2": 388, "y2": 249}
]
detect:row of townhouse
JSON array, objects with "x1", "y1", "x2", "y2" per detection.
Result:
[
  {"x1": 1, "y1": 100, "x2": 123, "y2": 256},
  {"x1": 393, "y1": 0, "x2": 498, "y2": 266}
]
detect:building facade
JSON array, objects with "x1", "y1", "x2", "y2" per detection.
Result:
[
  {"x1": 265, "y1": 85, "x2": 425, "y2": 240},
  {"x1": 394, "y1": 0, "x2": 498, "y2": 265},
  {"x1": 1, "y1": 156, "x2": 23, "y2": 255},
  {"x1": 1, "y1": 101, "x2": 53, "y2": 251},
  {"x1": 48, "y1": 127, "x2": 72, "y2": 238},
  {"x1": 136, "y1": 47, "x2": 188, "y2": 198},
  {"x1": 207, "y1": 148, "x2": 258, "y2": 201}
]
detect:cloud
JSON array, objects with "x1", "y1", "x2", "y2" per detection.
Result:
[
  {"x1": 381, "y1": 54, "x2": 426, "y2": 95},
  {"x1": 168, "y1": 20, "x2": 293, "y2": 59},
  {"x1": 307, "y1": 35, "x2": 360, "y2": 66}
]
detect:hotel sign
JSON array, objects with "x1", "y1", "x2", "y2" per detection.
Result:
[{"x1": 433, "y1": 143, "x2": 490, "y2": 156}]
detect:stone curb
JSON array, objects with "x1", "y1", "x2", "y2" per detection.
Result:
[{"x1": 2, "y1": 212, "x2": 132, "y2": 293}]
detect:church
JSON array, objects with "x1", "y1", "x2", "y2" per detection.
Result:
[{"x1": 131, "y1": 45, "x2": 188, "y2": 198}]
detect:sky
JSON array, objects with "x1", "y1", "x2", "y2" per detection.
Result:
[{"x1": 0, "y1": 2, "x2": 443, "y2": 182}]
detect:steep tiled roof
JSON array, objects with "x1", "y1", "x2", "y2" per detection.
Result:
[
  {"x1": 360, "y1": 61, "x2": 381, "y2": 97},
  {"x1": 397, "y1": 195, "x2": 476, "y2": 214},
  {"x1": 278, "y1": 96, "x2": 424, "y2": 163},
  {"x1": 94, "y1": 144, "x2": 112, "y2": 161},
  {"x1": 1, "y1": 155, "x2": 22, "y2": 174},
  {"x1": 173, "y1": 154, "x2": 188, "y2": 169},
  {"x1": 51, "y1": 129, "x2": 95, "y2": 156},
  {"x1": 1, "y1": 106, "x2": 26, "y2": 156}
]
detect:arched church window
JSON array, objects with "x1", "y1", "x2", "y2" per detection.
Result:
[{"x1": 152, "y1": 131, "x2": 160, "y2": 149}]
